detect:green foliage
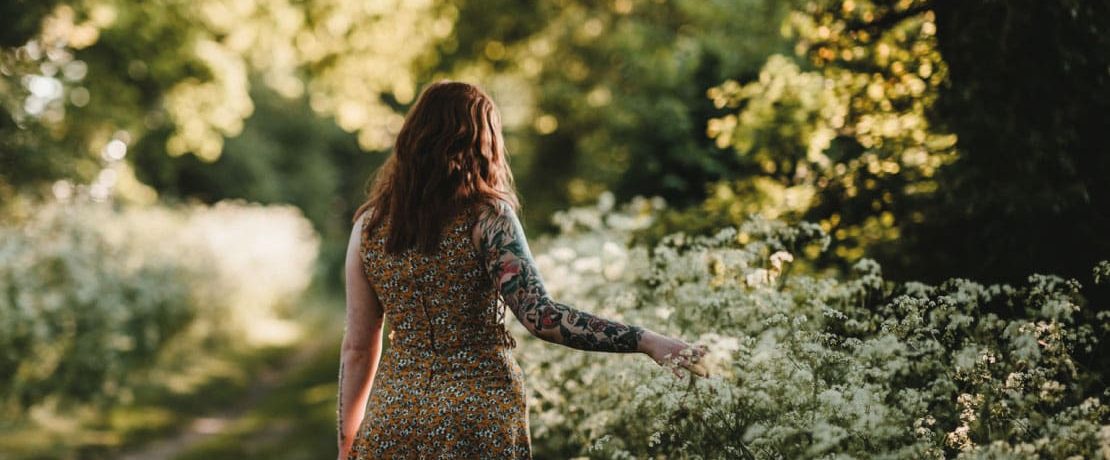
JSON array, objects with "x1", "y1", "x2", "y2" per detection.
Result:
[
  {"x1": 520, "y1": 198, "x2": 1108, "y2": 459},
  {"x1": 0, "y1": 0, "x2": 451, "y2": 204},
  {"x1": 632, "y1": 0, "x2": 1110, "y2": 291},
  {"x1": 0, "y1": 1, "x2": 210, "y2": 202},
  {"x1": 0, "y1": 203, "x2": 196, "y2": 411},
  {"x1": 479, "y1": 0, "x2": 796, "y2": 226},
  {"x1": 4, "y1": 0, "x2": 1107, "y2": 290},
  {"x1": 130, "y1": 87, "x2": 379, "y2": 285},
  {"x1": 693, "y1": 0, "x2": 953, "y2": 266},
  {"x1": 0, "y1": 200, "x2": 320, "y2": 415}
]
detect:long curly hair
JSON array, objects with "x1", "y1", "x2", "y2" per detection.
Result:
[{"x1": 353, "y1": 81, "x2": 520, "y2": 254}]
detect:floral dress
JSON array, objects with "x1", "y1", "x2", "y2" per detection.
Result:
[{"x1": 347, "y1": 202, "x2": 643, "y2": 459}]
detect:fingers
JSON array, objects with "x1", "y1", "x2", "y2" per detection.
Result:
[
  {"x1": 679, "y1": 343, "x2": 710, "y2": 378},
  {"x1": 686, "y1": 361, "x2": 709, "y2": 378},
  {"x1": 660, "y1": 347, "x2": 711, "y2": 379}
]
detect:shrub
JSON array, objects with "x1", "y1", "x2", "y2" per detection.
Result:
[
  {"x1": 0, "y1": 200, "x2": 319, "y2": 414},
  {"x1": 520, "y1": 194, "x2": 1108, "y2": 459}
]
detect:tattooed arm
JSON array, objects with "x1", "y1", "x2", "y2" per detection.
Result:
[
  {"x1": 472, "y1": 201, "x2": 645, "y2": 353},
  {"x1": 338, "y1": 213, "x2": 385, "y2": 459}
]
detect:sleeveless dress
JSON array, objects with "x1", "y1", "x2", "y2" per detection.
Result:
[{"x1": 346, "y1": 206, "x2": 532, "y2": 459}]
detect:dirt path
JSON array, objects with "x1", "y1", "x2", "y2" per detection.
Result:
[{"x1": 118, "y1": 334, "x2": 336, "y2": 460}]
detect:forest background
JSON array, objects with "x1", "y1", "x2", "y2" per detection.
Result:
[{"x1": 1, "y1": 0, "x2": 1108, "y2": 458}]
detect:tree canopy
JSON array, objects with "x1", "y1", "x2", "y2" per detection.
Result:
[{"x1": 2, "y1": 0, "x2": 1107, "y2": 293}]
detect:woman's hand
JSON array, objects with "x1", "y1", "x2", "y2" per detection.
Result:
[{"x1": 638, "y1": 329, "x2": 710, "y2": 378}]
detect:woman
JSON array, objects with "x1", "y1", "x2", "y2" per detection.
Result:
[{"x1": 337, "y1": 81, "x2": 708, "y2": 459}]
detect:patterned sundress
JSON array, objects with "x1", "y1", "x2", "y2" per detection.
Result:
[{"x1": 346, "y1": 205, "x2": 532, "y2": 459}]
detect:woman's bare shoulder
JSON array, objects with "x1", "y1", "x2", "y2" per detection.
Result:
[
  {"x1": 469, "y1": 199, "x2": 519, "y2": 250},
  {"x1": 473, "y1": 198, "x2": 517, "y2": 221}
]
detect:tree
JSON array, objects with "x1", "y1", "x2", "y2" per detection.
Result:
[
  {"x1": 0, "y1": 0, "x2": 453, "y2": 207},
  {"x1": 703, "y1": 0, "x2": 1110, "y2": 294},
  {"x1": 704, "y1": 0, "x2": 953, "y2": 265}
]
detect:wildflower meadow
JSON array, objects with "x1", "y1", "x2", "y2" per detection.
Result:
[{"x1": 519, "y1": 196, "x2": 1108, "y2": 458}]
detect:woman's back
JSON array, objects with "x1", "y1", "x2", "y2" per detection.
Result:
[
  {"x1": 347, "y1": 204, "x2": 531, "y2": 459},
  {"x1": 360, "y1": 204, "x2": 516, "y2": 354}
]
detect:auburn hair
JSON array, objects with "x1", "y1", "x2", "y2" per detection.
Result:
[{"x1": 353, "y1": 81, "x2": 520, "y2": 254}]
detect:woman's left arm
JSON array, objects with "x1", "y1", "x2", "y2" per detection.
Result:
[
  {"x1": 473, "y1": 201, "x2": 645, "y2": 353},
  {"x1": 337, "y1": 214, "x2": 385, "y2": 459}
]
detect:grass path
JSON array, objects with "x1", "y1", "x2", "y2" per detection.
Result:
[
  {"x1": 170, "y1": 332, "x2": 344, "y2": 460},
  {"x1": 113, "y1": 302, "x2": 344, "y2": 460},
  {"x1": 117, "y1": 333, "x2": 339, "y2": 460}
]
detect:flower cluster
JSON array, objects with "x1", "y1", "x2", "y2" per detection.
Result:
[{"x1": 517, "y1": 194, "x2": 1108, "y2": 459}]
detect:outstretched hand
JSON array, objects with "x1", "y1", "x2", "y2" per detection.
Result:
[{"x1": 639, "y1": 330, "x2": 710, "y2": 378}]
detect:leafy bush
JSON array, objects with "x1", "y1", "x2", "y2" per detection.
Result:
[
  {"x1": 0, "y1": 200, "x2": 319, "y2": 414},
  {"x1": 520, "y1": 194, "x2": 1109, "y2": 459}
]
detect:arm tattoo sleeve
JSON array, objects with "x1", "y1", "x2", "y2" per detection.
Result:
[{"x1": 476, "y1": 201, "x2": 644, "y2": 353}]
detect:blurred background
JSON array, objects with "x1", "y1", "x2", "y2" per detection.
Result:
[{"x1": 1, "y1": 0, "x2": 1107, "y2": 458}]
